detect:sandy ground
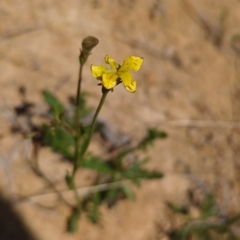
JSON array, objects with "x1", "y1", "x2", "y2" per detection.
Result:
[{"x1": 1, "y1": 0, "x2": 240, "y2": 239}]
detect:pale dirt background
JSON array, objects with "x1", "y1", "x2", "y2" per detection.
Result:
[{"x1": 1, "y1": 0, "x2": 240, "y2": 239}]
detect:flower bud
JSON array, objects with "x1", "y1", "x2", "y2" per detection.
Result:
[
  {"x1": 82, "y1": 36, "x2": 99, "y2": 54},
  {"x1": 80, "y1": 36, "x2": 99, "y2": 65}
]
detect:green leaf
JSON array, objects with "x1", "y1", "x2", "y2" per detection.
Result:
[
  {"x1": 121, "y1": 159, "x2": 163, "y2": 181},
  {"x1": 166, "y1": 202, "x2": 188, "y2": 215},
  {"x1": 121, "y1": 185, "x2": 136, "y2": 201},
  {"x1": 67, "y1": 209, "x2": 80, "y2": 233},
  {"x1": 42, "y1": 90, "x2": 65, "y2": 114},
  {"x1": 147, "y1": 128, "x2": 167, "y2": 139},
  {"x1": 106, "y1": 187, "x2": 119, "y2": 203},
  {"x1": 177, "y1": 227, "x2": 192, "y2": 240},
  {"x1": 87, "y1": 192, "x2": 102, "y2": 224},
  {"x1": 82, "y1": 156, "x2": 113, "y2": 173},
  {"x1": 139, "y1": 128, "x2": 167, "y2": 150},
  {"x1": 123, "y1": 167, "x2": 163, "y2": 180},
  {"x1": 42, "y1": 125, "x2": 74, "y2": 160},
  {"x1": 226, "y1": 213, "x2": 240, "y2": 225},
  {"x1": 201, "y1": 194, "x2": 217, "y2": 218}
]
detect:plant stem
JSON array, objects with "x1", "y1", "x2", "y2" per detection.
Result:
[
  {"x1": 79, "y1": 89, "x2": 109, "y2": 158},
  {"x1": 72, "y1": 63, "x2": 83, "y2": 178},
  {"x1": 75, "y1": 64, "x2": 83, "y2": 129}
]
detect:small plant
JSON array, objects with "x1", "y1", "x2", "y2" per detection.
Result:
[
  {"x1": 16, "y1": 36, "x2": 166, "y2": 232},
  {"x1": 163, "y1": 190, "x2": 240, "y2": 240}
]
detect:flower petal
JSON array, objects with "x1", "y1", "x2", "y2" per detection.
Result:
[
  {"x1": 119, "y1": 56, "x2": 143, "y2": 72},
  {"x1": 118, "y1": 71, "x2": 137, "y2": 93},
  {"x1": 102, "y1": 73, "x2": 118, "y2": 89},
  {"x1": 105, "y1": 55, "x2": 119, "y2": 71},
  {"x1": 91, "y1": 65, "x2": 109, "y2": 79}
]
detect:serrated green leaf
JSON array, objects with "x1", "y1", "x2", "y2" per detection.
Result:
[
  {"x1": 42, "y1": 90, "x2": 65, "y2": 114},
  {"x1": 82, "y1": 156, "x2": 113, "y2": 173},
  {"x1": 123, "y1": 167, "x2": 163, "y2": 180},
  {"x1": 139, "y1": 128, "x2": 167, "y2": 149},
  {"x1": 120, "y1": 159, "x2": 163, "y2": 181}
]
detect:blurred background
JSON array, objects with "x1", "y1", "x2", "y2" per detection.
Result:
[{"x1": 0, "y1": 0, "x2": 240, "y2": 239}]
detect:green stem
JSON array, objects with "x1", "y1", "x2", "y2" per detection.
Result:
[
  {"x1": 79, "y1": 89, "x2": 109, "y2": 158},
  {"x1": 75, "y1": 64, "x2": 83, "y2": 130},
  {"x1": 72, "y1": 63, "x2": 84, "y2": 178}
]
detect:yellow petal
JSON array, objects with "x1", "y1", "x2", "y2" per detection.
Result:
[
  {"x1": 105, "y1": 55, "x2": 119, "y2": 71},
  {"x1": 102, "y1": 73, "x2": 118, "y2": 89},
  {"x1": 119, "y1": 56, "x2": 143, "y2": 72},
  {"x1": 118, "y1": 71, "x2": 137, "y2": 93},
  {"x1": 91, "y1": 65, "x2": 108, "y2": 79}
]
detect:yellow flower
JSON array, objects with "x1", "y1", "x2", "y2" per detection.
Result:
[{"x1": 90, "y1": 55, "x2": 144, "y2": 93}]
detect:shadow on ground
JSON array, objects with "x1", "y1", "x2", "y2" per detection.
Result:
[{"x1": 0, "y1": 195, "x2": 37, "y2": 240}]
